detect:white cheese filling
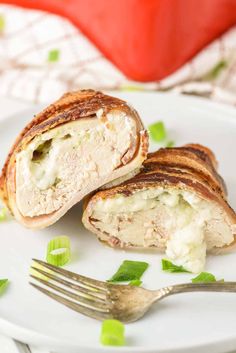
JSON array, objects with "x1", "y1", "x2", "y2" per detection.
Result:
[
  {"x1": 91, "y1": 188, "x2": 234, "y2": 273},
  {"x1": 165, "y1": 221, "x2": 207, "y2": 273}
]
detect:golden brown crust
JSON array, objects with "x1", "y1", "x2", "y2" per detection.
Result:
[
  {"x1": 0, "y1": 89, "x2": 147, "y2": 215},
  {"x1": 184, "y1": 143, "x2": 218, "y2": 168},
  {"x1": 144, "y1": 145, "x2": 227, "y2": 197}
]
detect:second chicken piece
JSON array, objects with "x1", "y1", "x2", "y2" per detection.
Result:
[{"x1": 82, "y1": 144, "x2": 236, "y2": 273}]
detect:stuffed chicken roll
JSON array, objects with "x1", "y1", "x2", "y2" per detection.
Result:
[
  {"x1": 0, "y1": 90, "x2": 148, "y2": 229},
  {"x1": 83, "y1": 144, "x2": 236, "y2": 273}
]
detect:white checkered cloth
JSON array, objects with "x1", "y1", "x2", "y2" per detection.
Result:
[{"x1": 0, "y1": 4, "x2": 236, "y2": 105}]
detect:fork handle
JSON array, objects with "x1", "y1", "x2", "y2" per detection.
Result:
[{"x1": 156, "y1": 282, "x2": 236, "y2": 300}]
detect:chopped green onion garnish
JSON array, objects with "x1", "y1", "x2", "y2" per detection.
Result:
[
  {"x1": 204, "y1": 60, "x2": 227, "y2": 80},
  {"x1": 120, "y1": 85, "x2": 144, "y2": 92},
  {"x1": 0, "y1": 279, "x2": 8, "y2": 295},
  {"x1": 48, "y1": 49, "x2": 60, "y2": 62},
  {"x1": 166, "y1": 140, "x2": 175, "y2": 148},
  {"x1": 129, "y1": 279, "x2": 142, "y2": 286},
  {"x1": 0, "y1": 207, "x2": 7, "y2": 222},
  {"x1": 46, "y1": 236, "x2": 71, "y2": 266},
  {"x1": 108, "y1": 260, "x2": 149, "y2": 283},
  {"x1": 100, "y1": 319, "x2": 125, "y2": 346},
  {"x1": 191, "y1": 272, "x2": 219, "y2": 283},
  {"x1": 148, "y1": 121, "x2": 166, "y2": 142},
  {"x1": 0, "y1": 15, "x2": 5, "y2": 32},
  {"x1": 30, "y1": 261, "x2": 52, "y2": 281},
  {"x1": 162, "y1": 259, "x2": 190, "y2": 273}
]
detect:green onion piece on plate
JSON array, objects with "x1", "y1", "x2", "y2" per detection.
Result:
[
  {"x1": 100, "y1": 319, "x2": 125, "y2": 346},
  {"x1": 108, "y1": 260, "x2": 149, "y2": 283},
  {"x1": 162, "y1": 259, "x2": 190, "y2": 273},
  {"x1": 46, "y1": 236, "x2": 71, "y2": 267},
  {"x1": 0, "y1": 279, "x2": 8, "y2": 295},
  {"x1": 129, "y1": 279, "x2": 142, "y2": 286},
  {"x1": 191, "y1": 272, "x2": 217, "y2": 283},
  {"x1": 0, "y1": 207, "x2": 7, "y2": 222},
  {"x1": 148, "y1": 121, "x2": 166, "y2": 142}
]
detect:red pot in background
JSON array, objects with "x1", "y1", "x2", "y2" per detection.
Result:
[{"x1": 2, "y1": 0, "x2": 236, "y2": 81}]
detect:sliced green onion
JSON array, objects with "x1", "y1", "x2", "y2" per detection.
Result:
[
  {"x1": 204, "y1": 60, "x2": 227, "y2": 80},
  {"x1": 191, "y1": 272, "x2": 218, "y2": 283},
  {"x1": 0, "y1": 15, "x2": 5, "y2": 33},
  {"x1": 166, "y1": 140, "x2": 175, "y2": 148},
  {"x1": 129, "y1": 279, "x2": 142, "y2": 286},
  {"x1": 100, "y1": 319, "x2": 125, "y2": 346},
  {"x1": 46, "y1": 236, "x2": 71, "y2": 266},
  {"x1": 148, "y1": 121, "x2": 166, "y2": 142},
  {"x1": 120, "y1": 85, "x2": 144, "y2": 92},
  {"x1": 48, "y1": 49, "x2": 60, "y2": 62},
  {"x1": 30, "y1": 261, "x2": 52, "y2": 281},
  {"x1": 0, "y1": 207, "x2": 7, "y2": 222},
  {"x1": 162, "y1": 259, "x2": 190, "y2": 273},
  {"x1": 108, "y1": 260, "x2": 149, "y2": 283},
  {"x1": 0, "y1": 279, "x2": 8, "y2": 295}
]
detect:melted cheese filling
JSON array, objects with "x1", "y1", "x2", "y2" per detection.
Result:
[{"x1": 91, "y1": 189, "x2": 234, "y2": 273}]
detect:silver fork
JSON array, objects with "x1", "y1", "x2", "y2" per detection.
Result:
[{"x1": 30, "y1": 259, "x2": 236, "y2": 323}]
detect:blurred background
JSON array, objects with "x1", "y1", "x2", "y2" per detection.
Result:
[{"x1": 0, "y1": 0, "x2": 235, "y2": 104}]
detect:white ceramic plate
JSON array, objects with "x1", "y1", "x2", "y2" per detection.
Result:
[{"x1": 0, "y1": 92, "x2": 236, "y2": 353}]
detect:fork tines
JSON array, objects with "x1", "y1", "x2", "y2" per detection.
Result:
[{"x1": 30, "y1": 259, "x2": 112, "y2": 321}]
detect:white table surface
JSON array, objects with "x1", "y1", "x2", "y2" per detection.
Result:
[{"x1": 0, "y1": 96, "x2": 236, "y2": 353}]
